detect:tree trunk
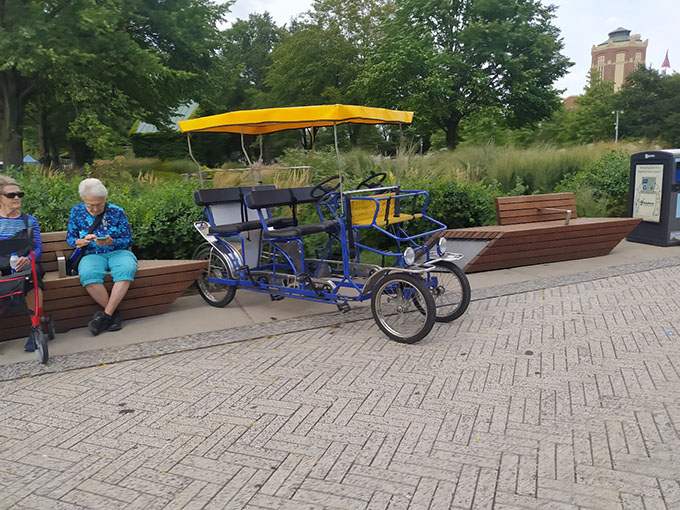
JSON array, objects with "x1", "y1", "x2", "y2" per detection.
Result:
[
  {"x1": 69, "y1": 138, "x2": 94, "y2": 168},
  {"x1": 349, "y1": 124, "x2": 360, "y2": 148},
  {"x1": 0, "y1": 69, "x2": 30, "y2": 170},
  {"x1": 36, "y1": 98, "x2": 54, "y2": 168},
  {"x1": 444, "y1": 114, "x2": 462, "y2": 150}
]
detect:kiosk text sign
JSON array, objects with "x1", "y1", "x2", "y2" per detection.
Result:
[{"x1": 633, "y1": 164, "x2": 664, "y2": 223}]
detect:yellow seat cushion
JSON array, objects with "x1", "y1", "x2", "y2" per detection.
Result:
[{"x1": 349, "y1": 194, "x2": 421, "y2": 226}]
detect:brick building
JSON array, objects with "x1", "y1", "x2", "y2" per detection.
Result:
[{"x1": 591, "y1": 27, "x2": 647, "y2": 91}]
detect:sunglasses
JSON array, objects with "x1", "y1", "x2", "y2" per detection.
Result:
[{"x1": 2, "y1": 192, "x2": 25, "y2": 199}]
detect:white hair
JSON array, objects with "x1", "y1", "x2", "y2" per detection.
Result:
[
  {"x1": 78, "y1": 178, "x2": 108, "y2": 200},
  {"x1": 0, "y1": 175, "x2": 19, "y2": 195}
]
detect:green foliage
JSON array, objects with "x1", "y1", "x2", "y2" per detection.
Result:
[
  {"x1": 357, "y1": 0, "x2": 571, "y2": 149},
  {"x1": 111, "y1": 178, "x2": 202, "y2": 259},
  {"x1": 130, "y1": 131, "x2": 241, "y2": 166},
  {"x1": 11, "y1": 168, "x2": 202, "y2": 259},
  {"x1": 1, "y1": 0, "x2": 229, "y2": 167},
  {"x1": 13, "y1": 170, "x2": 80, "y2": 232},
  {"x1": 403, "y1": 179, "x2": 498, "y2": 231},
  {"x1": 266, "y1": 23, "x2": 360, "y2": 107},
  {"x1": 616, "y1": 68, "x2": 680, "y2": 146},
  {"x1": 568, "y1": 71, "x2": 617, "y2": 143},
  {"x1": 555, "y1": 149, "x2": 631, "y2": 216}
]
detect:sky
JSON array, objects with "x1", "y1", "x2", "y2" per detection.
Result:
[{"x1": 222, "y1": 0, "x2": 679, "y2": 98}]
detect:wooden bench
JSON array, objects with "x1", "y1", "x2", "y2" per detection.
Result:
[
  {"x1": 1, "y1": 231, "x2": 207, "y2": 341},
  {"x1": 436, "y1": 193, "x2": 642, "y2": 273}
]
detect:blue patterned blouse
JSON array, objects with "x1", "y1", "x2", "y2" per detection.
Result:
[{"x1": 66, "y1": 203, "x2": 133, "y2": 254}]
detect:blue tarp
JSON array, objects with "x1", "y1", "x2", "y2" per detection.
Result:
[{"x1": 23, "y1": 154, "x2": 38, "y2": 163}]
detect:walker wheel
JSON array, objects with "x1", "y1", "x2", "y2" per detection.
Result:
[
  {"x1": 45, "y1": 315, "x2": 56, "y2": 340},
  {"x1": 33, "y1": 328, "x2": 48, "y2": 364}
]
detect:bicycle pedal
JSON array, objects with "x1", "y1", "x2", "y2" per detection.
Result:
[
  {"x1": 337, "y1": 302, "x2": 351, "y2": 313},
  {"x1": 270, "y1": 294, "x2": 285, "y2": 301}
]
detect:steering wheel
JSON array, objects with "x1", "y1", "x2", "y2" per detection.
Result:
[
  {"x1": 310, "y1": 175, "x2": 341, "y2": 201},
  {"x1": 356, "y1": 172, "x2": 387, "y2": 190}
]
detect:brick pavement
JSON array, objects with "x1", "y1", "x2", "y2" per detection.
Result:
[{"x1": 1, "y1": 265, "x2": 680, "y2": 509}]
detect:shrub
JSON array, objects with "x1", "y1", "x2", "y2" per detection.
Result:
[
  {"x1": 12, "y1": 168, "x2": 202, "y2": 259},
  {"x1": 555, "y1": 149, "x2": 631, "y2": 217},
  {"x1": 403, "y1": 179, "x2": 498, "y2": 229}
]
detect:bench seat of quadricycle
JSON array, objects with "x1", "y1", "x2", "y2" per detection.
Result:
[
  {"x1": 208, "y1": 216, "x2": 293, "y2": 235},
  {"x1": 263, "y1": 219, "x2": 340, "y2": 239},
  {"x1": 245, "y1": 186, "x2": 341, "y2": 238},
  {"x1": 195, "y1": 186, "x2": 294, "y2": 235}
]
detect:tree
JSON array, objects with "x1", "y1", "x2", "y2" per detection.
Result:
[
  {"x1": 207, "y1": 13, "x2": 284, "y2": 113},
  {"x1": 0, "y1": 0, "x2": 228, "y2": 168},
  {"x1": 568, "y1": 70, "x2": 617, "y2": 144},
  {"x1": 357, "y1": 0, "x2": 571, "y2": 149},
  {"x1": 266, "y1": 24, "x2": 359, "y2": 107},
  {"x1": 307, "y1": 0, "x2": 390, "y2": 52},
  {"x1": 616, "y1": 68, "x2": 680, "y2": 145}
]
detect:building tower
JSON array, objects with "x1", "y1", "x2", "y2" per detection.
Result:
[{"x1": 591, "y1": 27, "x2": 647, "y2": 91}]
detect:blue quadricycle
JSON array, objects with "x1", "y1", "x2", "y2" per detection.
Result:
[{"x1": 180, "y1": 105, "x2": 471, "y2": 343}]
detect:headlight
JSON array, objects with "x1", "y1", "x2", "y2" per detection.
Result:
[
  {"x1": 403, "y1": 247, "x2": 415, "y2": 266},
  {"x1": 437, "y1": 237, "x2": 447, "y2": 256}
]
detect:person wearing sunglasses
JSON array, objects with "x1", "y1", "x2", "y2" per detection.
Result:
[{"x1": 0, "y1": 175, "x2": 46, "y2": 351}]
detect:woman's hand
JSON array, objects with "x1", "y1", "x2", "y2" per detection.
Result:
[
  {"x1": 14, "y1": 256, "x2": 30, "y2": 271},
  {"x1": 75, "y1": 234, "x2": 97, "y2": 248},
  {"x1": 94, "y1": 235, "x2": 113, "y2": 247}
]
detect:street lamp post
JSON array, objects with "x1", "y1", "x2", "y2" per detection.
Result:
[{"x1": 612, "y1": 110, "x2": 623, "y2": 143}]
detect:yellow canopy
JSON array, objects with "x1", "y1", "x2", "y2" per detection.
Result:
[{"x1": 178, "y1": 104, "x2": 413, "y2": 135}]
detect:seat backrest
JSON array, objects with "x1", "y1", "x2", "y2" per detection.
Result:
[
  {"x1": 495, "y1": 192, "x2": 578, "y2": 225},
  {"x1": 195, "y1": 185, "x2": 275, "y2": 226},
  {"x1": 349, "y1": 193, "x2": 396, "y2": 226},
  {"x1": 193, "y1": 187, "x2": 242, "y2": 206},
  {"x1": 289, "y1": 186, "x2": 320, "y2": 205},
  {"x1": 245, "y1": 189, "x2": 293, "y2": 209}
]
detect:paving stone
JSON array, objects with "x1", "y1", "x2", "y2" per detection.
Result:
[{"x1": 2, "y1": 264, "x2": 680, "y2": 508}]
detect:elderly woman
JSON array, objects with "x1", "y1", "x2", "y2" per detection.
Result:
[
  {"x1": 66, "y1": 178, "x2": 137, "y2": 335},
  {"x1": 0, "y1": 175, "x2": 45, "y2": 351}
]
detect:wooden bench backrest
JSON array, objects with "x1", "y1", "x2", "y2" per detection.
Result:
[
  {"x1": 495, "y1": 192, "x2": 578, "y2": 226},
  {"x1": 39, "y1": 231, "x2": 70, "y2": 273}
]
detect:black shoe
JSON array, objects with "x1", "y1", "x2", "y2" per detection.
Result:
[
  {"x1": 24, "y1": 332, "x2": 36, "y2": 352},
  {"x1": 106, "y1": 310, "x2": 122, "y2": 332},
  {"x1": 88, "y1": 311, "x2": 113, "y2": 336}
]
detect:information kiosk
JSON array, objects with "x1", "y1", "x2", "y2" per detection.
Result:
[{"x1": 627, "y1": 149, "x2": 680, "y2": 246}]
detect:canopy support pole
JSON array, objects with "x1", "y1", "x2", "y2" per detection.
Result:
[
  {"x1": 186, "y1": 134, "x2": 204, "y2": 187},
  {"x1": 333, "y1": 123, "x2": 344, "y2": 215},
  {"x1": 241, "y1": 132, "x2": 256, "y2": 186},
  {"x1": 396, "y1": 123, "x2": 404, "y2": 185}
]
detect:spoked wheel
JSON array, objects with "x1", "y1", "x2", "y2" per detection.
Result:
[
  {"x1": 422, "y1": 260, "x2": 471, "y2": 322},
  {"x1": 370, "y1": 273, "x2": 436, "y2": 344},
  {"x1": 32, "y1": 328, "x2": 48, "y2": 364},
  {"x1": 195, "y1": 246, "x2": 237, "y2": 308}
]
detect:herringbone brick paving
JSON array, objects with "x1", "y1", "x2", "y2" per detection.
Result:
[{"x1": 1, "y1": 266, "x2": 680, "y2": 509}]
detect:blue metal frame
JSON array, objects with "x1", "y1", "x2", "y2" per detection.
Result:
[{"x1": 199, "y1": 186, "x2": 448, "y2": 307}]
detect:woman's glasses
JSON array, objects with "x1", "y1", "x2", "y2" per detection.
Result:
[{"x1": 2, "y1": 192, "x2": 25, "y2": 199}]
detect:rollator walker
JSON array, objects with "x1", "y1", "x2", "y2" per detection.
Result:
[{"x1": 0, "y1": 234, "x2": 54, "y2": 363}]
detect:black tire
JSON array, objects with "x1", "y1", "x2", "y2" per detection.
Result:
[
  {"x1": 424, "y1": 260, "x2": 471, "y2": 322},
  {"x1": 195, "y1": 246, "x2": 237, "y2": 308},
  {"x1": 33, "y1": 328, "x2": 48, "y2": 364},
  {"x1": 370, "y1": 272, "x2": 436, "y2": 344}
]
